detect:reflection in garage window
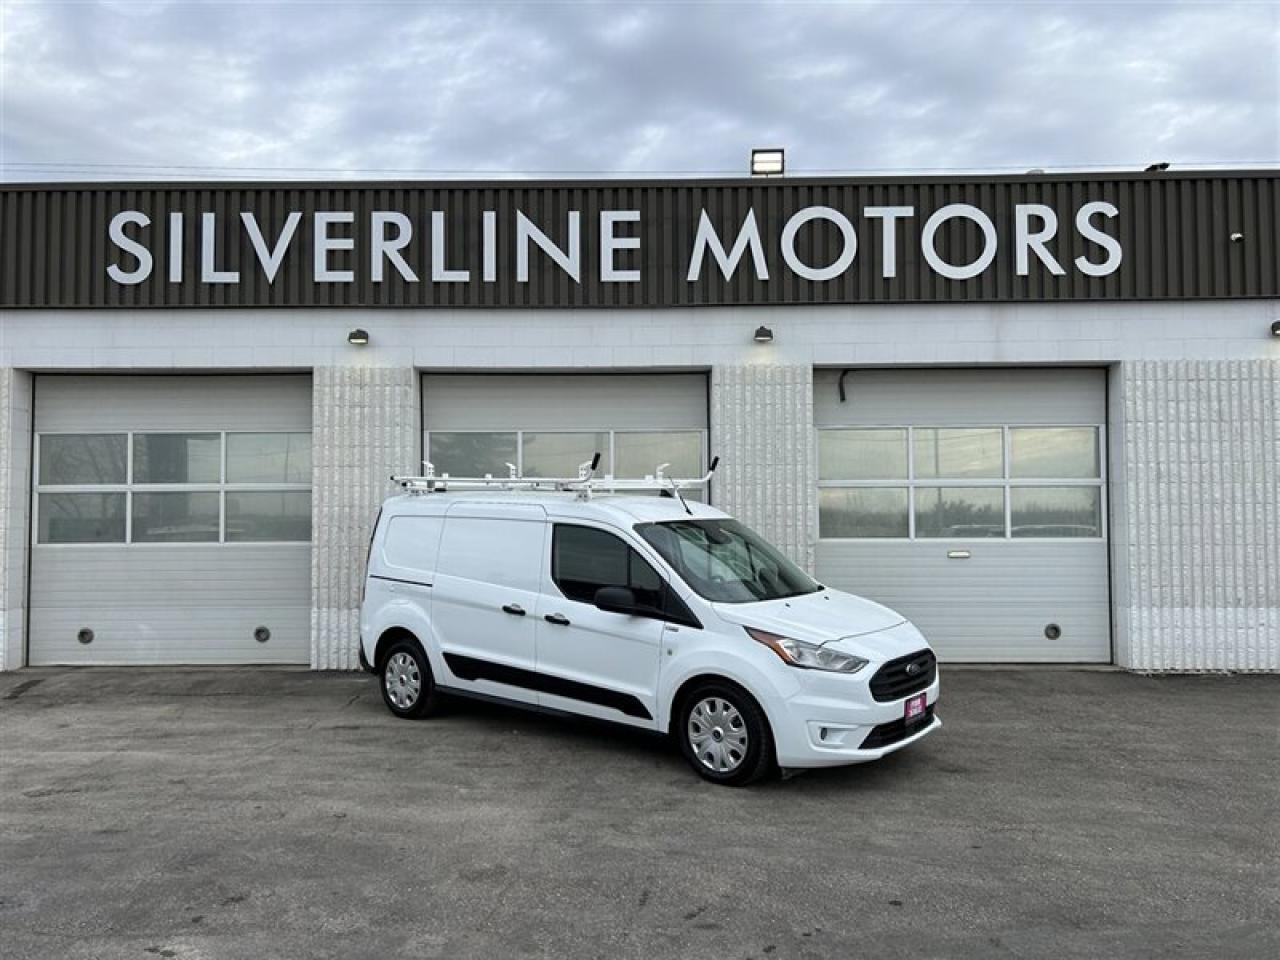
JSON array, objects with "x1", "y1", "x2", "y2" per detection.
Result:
[
  {"x1": 132, "y1": 491, "x2": 220, "y2": 542},
  {"x1": 38, "y1": 434, "x2": 127, "y2": 485},
  {"x1": 225, "y1": 491, "x2": 312, "y2": 543},
  {"x1": 133, "y1": 433, "x2": 221, "y2": 484},
  {"x1": 614, "y1": 431, "x2": 701, "y2": 479},
  {"x1": 819, "y1": 429, "x2": 908, "y2": 481},
  {"x1": 226, "y1": 433, "x2": 312, "y2": 483},
  {"x1": 37, "y1": 492, "x2": 127, "y2": 543},
  {"x1": 915, "y1": 487, "x2": 1004, "y2": 538},
  {"x1": 428, "y1": 432, "x2": 518, "y2": 477},
  {"x1": 819, "y1": 488, "x2": 909, "y2": 538},
  {"x1": 522, "y1": 432, "x2": 609, "y2": 478},
  {"x1": 1010, "y1": 427, "x2": 1099, "y2": 479},
  {"x1": 1011, "y1": 487, "x2": 1102, "y2": 538},
  {"x1": 913, "y1": 428, "x2": 1003, "y2": 479}
]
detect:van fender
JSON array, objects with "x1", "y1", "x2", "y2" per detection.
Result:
[
  {"x1": 364, "y1": 599, "x2": 448, "y2": 683},
  {"x1": 656, "y1": 644, "x2": 800, "y2": 736}
]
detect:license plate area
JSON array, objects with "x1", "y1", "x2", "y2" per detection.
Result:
[{"x1": 904, "y1": 693, "x2": 927, "y2": 720}]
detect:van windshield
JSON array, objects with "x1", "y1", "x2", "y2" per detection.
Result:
[{"x1": 636, "y1": 518, "x2": 821, "y2": 604}]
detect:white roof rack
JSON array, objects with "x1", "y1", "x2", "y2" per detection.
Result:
[{"x1": 391, "y1": 453, "x2": 719, "y2": 503}]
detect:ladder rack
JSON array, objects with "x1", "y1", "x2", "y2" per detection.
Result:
[{"x1": 391, "y1": 454, "x2": 719, "y2": 501}]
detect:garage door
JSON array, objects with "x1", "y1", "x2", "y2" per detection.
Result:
[
  {"x1": 814, "y1": 368, "x2": 1109, "y2": 662},
  {"x1": 29, "y1": 375, "x2": 312, "y2": 665},
  {"x1": 422, "y1": 373, "x2": 708, "y2": 489}
]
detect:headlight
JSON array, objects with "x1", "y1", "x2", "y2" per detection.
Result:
[{"x1": 745, "y1": 627, "x2": 869, "y2": 674}]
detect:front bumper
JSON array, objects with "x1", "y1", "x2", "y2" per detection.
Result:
[{"x1": 770, "y1": 670, "x2": 941, "y2": 768}]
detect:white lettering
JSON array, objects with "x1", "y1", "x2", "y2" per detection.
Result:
[
  {"x1": 687, "y1": 209, "x2": 769, "y2": 282},
  {"x1": 106, "y1": 210, "x2": 152, "y2": 285},
  {"x1": 242, "y1": 211, "x2": 301, "y2": 284},
  {"x1": 780, "y1": 206, "x2": 857, "y2": 282},
  {"x1": 921, "y1": 203, "x2": 998, "y2": 280},
  {"x1": 314, "y1": 211, "x2": 354, "y2": 283},
  {"x1": 369, "y1": 212, "x2": 417, "y2": 283},
  {"x1": 1015, "y1": 204, "x2": 1065, "y2": 276},
  {"x1": 431, "y1": 211, "x2": 470, "y2": 282},
  {"x1": 167, "y1": 212, "x2": 183, "y2": 284},
  {"x1": 516, "y1": 211, "x2": 580, "y2": 283},
  {"x1": 600, "y1": 210, "x2": 641, "y2": 282},
  {"x1": 1074, "y1": 201, "x2": 1123, "y2": 277},
  {"x1": 863, "y1": 206, "x2": 913, "y2": 278},
  {"x1": 201, "y1": 212, "x2": 239, "y2": 284},
  {"x1": 482, "y1": 210, "x2": 497, "y2": 282}
]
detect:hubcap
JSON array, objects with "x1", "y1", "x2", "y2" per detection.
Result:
[
  {"x1": 384, "y1": 652, "x2": 422, "y2": 710},
  {"x1": 687, "y1": 696, "x2": 748, "y2": 773}
]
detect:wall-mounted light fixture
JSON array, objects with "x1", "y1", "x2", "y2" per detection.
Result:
[
  {"x1": 751, "y1": 148, "x2": 785, "y2": 177},
  {"x1": 1271, "y1": 319, "x2": 1280, "y2": 338},
  {"x1": 753, "y1": 325, "x2": 774, "y2": 343},
  {"x1": 1145, "y1": 162, "x2": 1170, "y2": 172},
  {"x1": 347, "y1": 328, "x2": 370, "y2": 345},
  {"x1": 1230, "y1": 232, "x2": 1245, "y2": 244}
]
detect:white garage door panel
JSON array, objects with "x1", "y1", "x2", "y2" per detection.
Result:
[
  {"x1": 816, "y1": 541, "x2": 1109, "y2": 662},
  {"x1": 814, "y1": 368, "x2": 1106, "y2": 426},
  {"x1": 35, "y1": 375, "x2": 312, "y2": 431},
  {"x1": 30, "y1": 374, "x2": 313, "y2": 666}
]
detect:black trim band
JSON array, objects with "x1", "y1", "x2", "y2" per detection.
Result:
[
  {"x1": 369, "y1": 574, "x2": 433, "y2": 588},
  {"x1": 443, "y1": 653, "x2": 652, "y2": 720}
]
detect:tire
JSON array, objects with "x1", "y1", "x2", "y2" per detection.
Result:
[
  {"x1": 677, "y1": 681, "x2": 775, "y2": 786},
  {"x1": 378, "y1": 638, "x2": 441, "y2": 719}
]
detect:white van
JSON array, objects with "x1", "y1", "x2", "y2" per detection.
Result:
[{"x1": 359, "y1": 486, "x2": 939, "y2": 786}]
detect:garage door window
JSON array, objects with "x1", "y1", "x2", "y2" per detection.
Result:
[
  {"x1": 35, "y1": 432, "x2": 312, "y2": 545},
  {"x1": 818, "y1": 425, "x2": 1104, "y2": 540},
  {"x1": 427, "y1": 429, "x2": 705, "y2": 487}
]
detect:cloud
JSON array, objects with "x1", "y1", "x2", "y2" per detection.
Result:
[{"x1": 1, "y1": 0, "x2": 1276, "y2": 181}]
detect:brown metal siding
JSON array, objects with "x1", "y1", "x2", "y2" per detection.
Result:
[{"x1": 1, "y1": 172, "x2": 1275, "y2": 308}]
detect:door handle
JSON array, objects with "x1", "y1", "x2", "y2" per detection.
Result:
[
  {"x1": 502, "y1": 603, "x2": 526, "y2": 616},
  {"x1": 544, "y1": 613, "x2": 571, "y2": 626},
  {"x1": 947, "y1": 550, "x2": 972, "y2": 560}
]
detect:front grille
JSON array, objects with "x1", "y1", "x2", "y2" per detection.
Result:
[
  {"x1": 868, "y1": 649, "x2": 936, "y2": 702},
  {"x1": 860, "y1": 705, "x2": 935, "y2": 750}
]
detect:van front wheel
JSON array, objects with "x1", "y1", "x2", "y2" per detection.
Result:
[
  {"x1": 677, "y1": 682, "x2": 774, "y2": 786},
  {"x1": 379, "y1": 639, "x2": 440, "y2": 719}
]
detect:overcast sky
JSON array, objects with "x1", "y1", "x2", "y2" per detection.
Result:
[{"x1": 1, "y1": 0, "x2": 1276, "y2": 182}]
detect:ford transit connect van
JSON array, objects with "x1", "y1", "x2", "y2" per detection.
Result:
[{"x1": 359, "y1": 491, "x2": 939, "y2": 785}]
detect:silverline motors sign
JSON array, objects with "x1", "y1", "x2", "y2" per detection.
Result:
[
  {"x1": 105, "y1": 200, "x2": 1122, "y2": 288},
  {"x1": 1, "y1": 174, "x2": 1274, "y2": 307}
]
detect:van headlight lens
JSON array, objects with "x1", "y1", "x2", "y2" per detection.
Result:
[{"x1": 745, "y1": 627, "x2": 869, "y2": 674}]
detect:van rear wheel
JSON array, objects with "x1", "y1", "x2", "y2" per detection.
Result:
[
  {"x1": 379, "y1": 639, "x2": 440, "y2": 719},
  {"x1": 677, "y1": 681, "x2": 774, "y2": 786}
]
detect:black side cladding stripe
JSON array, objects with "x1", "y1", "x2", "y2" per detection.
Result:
[
  {"x1": 443, "y1": 653, "x2": 653, "y2": 721},
  {"x1": 369, "y1": 574, "x2": 433, "y2": 588}
]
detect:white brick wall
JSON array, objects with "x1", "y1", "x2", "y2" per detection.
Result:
[
  {"x1": 0, "y1": 369, "x2": 32, "y2": 670},
  {"x1": 710, "y1": 364, "x2": 816, "y2": 573},
  {"x1": 1112, "y1": 359, "x2": 1279, "y2": 671},
  {"x1": 310, "y1": 366, "x2": 418, "y2": 670}
]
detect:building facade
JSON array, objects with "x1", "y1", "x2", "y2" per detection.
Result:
[{"x1": 1, "y1": 171, "x2": 1276, "y2": 672}]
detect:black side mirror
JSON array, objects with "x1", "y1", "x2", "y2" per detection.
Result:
[{"x1": 594, "y1": 586, "x2": 638, "y2": 615}]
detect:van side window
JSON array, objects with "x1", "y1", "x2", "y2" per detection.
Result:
[{"x1": 552, "y1": 525, "x2": 663, "y2": 609}]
